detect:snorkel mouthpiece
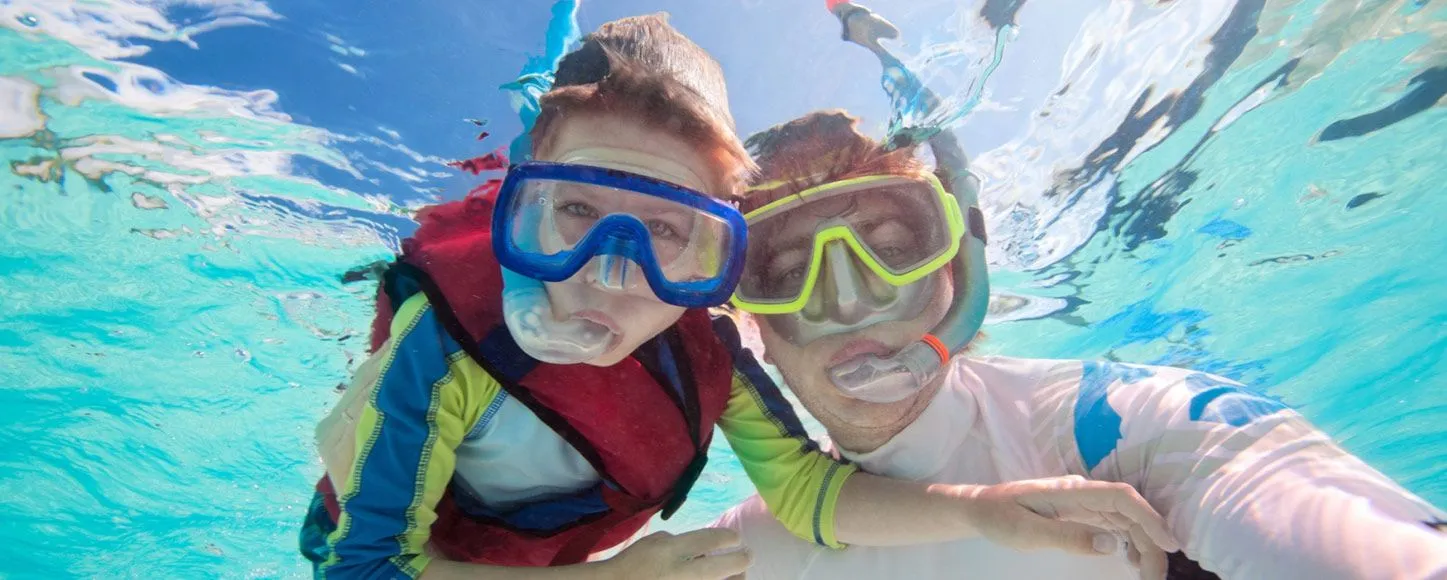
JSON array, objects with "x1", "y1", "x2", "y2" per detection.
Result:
[
  {"x1": 828, "y1": 341, "x2": 943, "y2": 403},
  {"x1": 501, "y1": 268, "x2": 613, "y2": 364},
  {"x1": 815, "y1": 1, "x2": 991, "y2": 404}
]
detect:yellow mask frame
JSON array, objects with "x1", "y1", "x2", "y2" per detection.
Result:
[{"x1": 730, "y1": 172, "x2": 966, "y2": 314}]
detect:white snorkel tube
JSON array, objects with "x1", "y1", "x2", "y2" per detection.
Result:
[
  {"x1": 824, "y1": 2, "x2": 991, "y2": 403},
  {"x1": 497, "y1": 1, "x2": 613, "y2": 365}
]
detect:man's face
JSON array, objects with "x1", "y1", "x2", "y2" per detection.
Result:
[
  {"x1": 754, "y1": 191, "x2": 956, "y2": 433},
  {"x1": 535, "y1": 111, "x2": 737, "y2": 366}
]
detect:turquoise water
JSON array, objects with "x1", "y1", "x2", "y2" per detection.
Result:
[{"x1": 2, "y1": 0, "x2": 1444, "y2": 577}]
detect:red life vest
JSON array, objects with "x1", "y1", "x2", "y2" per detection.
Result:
[{"x1": 318, "y1": 193, "x2": 734, "y2": 567}]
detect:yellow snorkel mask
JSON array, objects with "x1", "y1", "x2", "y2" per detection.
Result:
[
  {"x1": 723, "y1": 1, "x2": 990, "y2": 404},
  {"x1": 730, "y1": 172, "x2": 967, "y2": 314}
]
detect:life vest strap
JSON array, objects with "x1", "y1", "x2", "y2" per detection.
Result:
[
  {"x1": 654, "y1": 329, "x2": 707, "y2": 520},
  {"x1": 389, "y1": 261, "x2": 624, "y2": 494},
  {"x1": 383, "y1": 259, "x2": 713, "y2": 559}
]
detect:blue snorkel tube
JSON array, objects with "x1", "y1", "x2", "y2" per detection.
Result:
[
  {"x1": 497, "y1": 0, "x2": 616, "y2": 364},
  {"x1": 824, "y1": 2, "x2": 992, "y2": 401}
]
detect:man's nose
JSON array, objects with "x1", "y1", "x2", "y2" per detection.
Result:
[{"x1": 802, "y1": 242, "x2": 900, "y2": 324}]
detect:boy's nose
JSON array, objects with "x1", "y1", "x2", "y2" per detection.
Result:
[{"x1": 584, "y1": 254, "x2": 641, "y2": 294}]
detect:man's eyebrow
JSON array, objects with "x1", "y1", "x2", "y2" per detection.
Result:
[{"x1": 769, "y1": 236, "x2": 813, "y2": 257}]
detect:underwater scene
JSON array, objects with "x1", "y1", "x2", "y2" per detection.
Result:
[{"x1": 1, "y1": 0, "x2": 1444, "y2": 577}]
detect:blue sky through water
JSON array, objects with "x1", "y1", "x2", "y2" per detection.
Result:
[{"x1": 120, "y1": 0, "x2": 1017, "y2": 211}]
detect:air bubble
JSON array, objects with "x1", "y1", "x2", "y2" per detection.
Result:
[{"x1": 16, "y1": 14, "x2": 39, "y2": 27}]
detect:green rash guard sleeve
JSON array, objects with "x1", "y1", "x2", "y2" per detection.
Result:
[{"x1": 711, "y1": 315, "x2": 858, "y2": 549}]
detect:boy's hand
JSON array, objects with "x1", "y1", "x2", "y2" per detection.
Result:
[
  {"x1": 959, "y1": 476, "x2": 1180, "y2": 580},
  {"x1": 604, "y1": 529, "x2": 752, "y2": 580}
]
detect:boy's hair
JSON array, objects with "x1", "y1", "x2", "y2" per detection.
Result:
[
  {"x1": 530, "y1": 13, "x2": 754, "y2": 195},
  {"x1": 740, "y1": 110, "x2": 929, "y2": 213}
]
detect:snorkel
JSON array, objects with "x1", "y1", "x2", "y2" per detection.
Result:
[
  {"x1": 822, "y1": 1, "x2": 991, "y2": 403},
  {"x1": 498, "y1": 0, "x2": 611, "y2": 364}
]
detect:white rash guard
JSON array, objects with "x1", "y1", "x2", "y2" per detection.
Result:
[{"x1": 714, "y1": 355, "x2": 1447, "y2": 580}]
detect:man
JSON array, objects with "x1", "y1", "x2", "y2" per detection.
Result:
[
  {"x1": 716, "y1": 6, "x2": 1446, "y2": 578},
  {"x1": 713, "y1": 104, "x2": 1447, "y2": 579}
]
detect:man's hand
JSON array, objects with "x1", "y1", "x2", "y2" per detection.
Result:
[
  {"x1": 959, "y1": 475, "x2": 1181, "y2": 580},
  {"x1": 602, "y1": 529, "x2": 752, "y2": 580}
]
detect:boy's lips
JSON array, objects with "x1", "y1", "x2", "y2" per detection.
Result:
[
  {"x1": 569, "y1": 309, "x2": 623, "y2": 350},
  {"x1": 828, "y1": 339, "x2": 894, "y2": 367}
]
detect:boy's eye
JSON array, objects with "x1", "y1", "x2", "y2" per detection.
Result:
[
  {"x1": 646, "y1": 220, "x2": 683, "y2": 240},
  {"x1": 558, "y1": 202, "x2": 600, "y2": 219}
]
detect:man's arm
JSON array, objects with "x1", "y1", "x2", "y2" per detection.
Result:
[
  {"x1": 712, "y1": 317, "x2": 1177, "y2": 558},
  {"x1": 1056, "y1": 362, "x2": 1447, "y2": 579}
]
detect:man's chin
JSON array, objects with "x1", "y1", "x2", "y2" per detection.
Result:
[{"x1": 793, "y1": 368, "x2": 924, "y2": 424}]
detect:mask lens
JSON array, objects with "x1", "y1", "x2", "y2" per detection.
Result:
[
  {"x1": 508, "y1": 177, "x2": 733, "y2": 283},
  {"x1": 738, "y1": 177, "x2": 952, "y2": 306}
]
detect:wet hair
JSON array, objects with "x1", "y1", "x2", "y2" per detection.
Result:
[
  {"x1": 530, "y1": 13, "x2": 754, "y2": 195},
  {"x1": 740, "y1": 110, "x2": 930, "y2": 213}
]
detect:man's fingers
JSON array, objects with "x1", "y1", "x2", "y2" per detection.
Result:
[
  {"x1": 1121, "y1": 522, "x2": 1169, "y2": 580},
  {"x1": 1016, "y1": 512, "x2": 1115, "y2": 555},
  {"x1": 634, "y1": 530, "x2": 675, "y2": 548},
  {"x1": 669, "y1": 528, "x2": 743, "y2": 558},
  {"x1": 1062, "y1": 484, "x2": 1180, "y2": 552},
  {"x1": 1135, "y1": 535, "x2": 1169, "y2": 580},
  {"x1": 683, "y1": 548, "x2": 752, "y2": 579}
]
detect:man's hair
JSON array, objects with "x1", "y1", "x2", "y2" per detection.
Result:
[
  {"x1": 740, "y1": 110, "x2": 929, "y2": 213},
  {"x1": 530, "y1": 13, "x2": 754, "y2": 194}
]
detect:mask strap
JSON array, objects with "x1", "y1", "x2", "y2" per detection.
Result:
[{"x1": 557, "y1": 148, "x2": 709, "y2": 193}]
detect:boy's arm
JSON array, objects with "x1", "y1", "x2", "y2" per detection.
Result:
[
  {"x1": 1056, "y1": 363, "x2": 1447, "y2": 579},
  {"x1": 321, "y1": 293, "x2": 482, "y2": 578}
]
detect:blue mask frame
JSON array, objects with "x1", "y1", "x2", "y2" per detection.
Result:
[{"x1": 491, "y1": 161, "x2": 748, "y2": 308}]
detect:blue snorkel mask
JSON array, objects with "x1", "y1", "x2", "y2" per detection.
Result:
[
  {"x1": 494, "y1": 160, "x2": 747, "y2": 307},
  {"x1": 493, "y1": 3, "x2": 749, "y2": 364},
  {"x1": 493, "y1": 156, "x2": 747, "y2": 364}
]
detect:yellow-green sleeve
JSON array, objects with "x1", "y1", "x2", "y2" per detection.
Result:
[{"x1": 711, "y1": 315, "x2": 859, "y2": 549}]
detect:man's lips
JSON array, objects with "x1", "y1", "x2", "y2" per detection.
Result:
[{"x1": 828, "y1": 339, "x2": 894, "y2": 367}]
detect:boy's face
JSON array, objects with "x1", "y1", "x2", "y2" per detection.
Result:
[
  {"x1": 754, "y1": 205, "x2": 955, "y2": 435},
  {"x1": 535, "y1": 111, "x2": 737, "y2": 367}
]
